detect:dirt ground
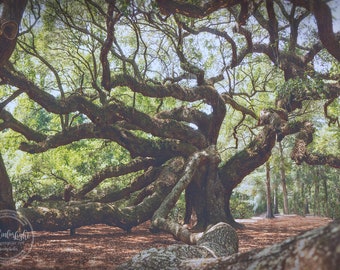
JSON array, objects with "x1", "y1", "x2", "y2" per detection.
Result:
[{"x1": 1, "y1": 215, "x2": 332, "y2": 270}]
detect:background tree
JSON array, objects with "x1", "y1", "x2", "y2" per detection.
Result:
[
  {"x1": 265, "y1": 161, "x2": 274, "y2": 218},
  {"x1": 0, "y1": 0, "x2": 339, "y2": 242}
]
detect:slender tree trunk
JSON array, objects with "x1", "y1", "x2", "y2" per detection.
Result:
[
  {"x1": 322, "y1": 176, "x2": 329, "y2": 217},
  {"x1": 305, "y1": 197, "x2": 310, "y2": 215},
  {"x1": 265, "y1": 162, "x2": 274, "y2": 218},
  {"x1": 314, "y1": 169, "x2": 320, "y2": 216},
  {"x1": 273, "y1": 187, "x2": 279, "y2": 214},
  {"x1": 279, "y1": 142, "x2": 289, "y2": 214}
]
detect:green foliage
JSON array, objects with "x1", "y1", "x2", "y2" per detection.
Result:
[
  {"x1": 230, "y1": 192, "x2": 254, "y2": 219},
  {"x1": 277, "y1": 76, "x2": 326, "y2": 100}
]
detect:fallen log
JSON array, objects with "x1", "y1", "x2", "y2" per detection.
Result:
[
  {"x1": 182, "y1": 219, "x2": 340, "y2": 270},
  {"x1": 117, "y1": 222, "x2": 238, "y2": 270}
]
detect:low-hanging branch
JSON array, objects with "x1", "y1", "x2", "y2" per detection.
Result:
[
  {"x1": 19, "y1": 156, "x2": 186, "y2": 232},
  {"x1": 99, "y1": 166, "x2": 163, "y2": 203},
  {"x1": 75, "y1": 157, "x2": 157, "y2": 198}
]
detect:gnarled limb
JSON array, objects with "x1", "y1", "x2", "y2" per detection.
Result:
[
  {"x1": 19, "y1": 156, "x2": 186, "y2": 232},
  {"x1": 99, "y1": 166, "x2": 162, "y2": 203},
  {"x1": 291, "y1": 121, "x2": 340, "y2": 168},
  {"x1": 291, "y1": 0, "x2": 340, "y2": 61},
  {"x1": 151, "y1": 146, "x2": 220, "y2": 243},
  {"x1": 75, "y1": 157, "x2": 156, "y2": 198},
  {"x1": 19, "y1": 123, "x2": 197, "y2": 159},
  {"x1": 156, "y1": 0, "x2": 245, "y2": 18},
  {"x1": 0, "y1": 109, "x2": 47, "y2": 142}
]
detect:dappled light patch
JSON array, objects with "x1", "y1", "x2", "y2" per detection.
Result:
[{"x1": 237, "y1": 215, "x2": 332, "y2": 253}]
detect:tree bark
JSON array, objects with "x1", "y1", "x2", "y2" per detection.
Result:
[
  {"x1": 219, "y1": 125, "x2": 277, "y2": 226},
  {"x1": 0, "y1": 0, "x2": 28, "y2": 65},
  {"x1": 0, "y1": 152, "x2": 15, "y2": 211},
  {"x1": 0, "y1": 152, "x2": 17, "y2": 231},
  {"x1": 181, "y1": 219, "x2": 340, "y2": 270}
]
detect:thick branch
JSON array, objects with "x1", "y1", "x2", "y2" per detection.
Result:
[
  {"x1": 157, "y1": 106, "x2": 212, "y2": 138},
  {"x1": 291, "y1": 121, "x2": 340, "y2": 168},
  {"x1": 76, "y1": 157, "x2": 156, "y2": 198},
  {"x1": 19, "y1": 123, "x2": 197, "y2": 159},
  {"x1": 219, "y1": 126, "x2": 277, "y2": 190},
  {"x1": 0, "y1": 109, "x2": 47, "y2": 142},
  {"x1": 0, "y1": 0, "x2": 28, "y2": 65},
  {"x1": 19, "y1": 156, "x2": 186, "y2": 232},
  {"x1": 265, "y1": 0, "x2": 279, "y2": 63},
  {"x1": 156, "y1": 0, "x2": 243, "y2": 17},
  {"x1": 99, "y1": 166, "x2": 162, "y2": 203},
  {"x1": 290, "y1": 0, "x2": 340, "y2": 61},
  {"x1": 100, "y1": 3, "x2": 119, "y2": 91}
]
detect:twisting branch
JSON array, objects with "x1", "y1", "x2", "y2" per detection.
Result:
[
  {"x1": 290, "y1": 0, "x2": 340, "y2": 61},
  {"x1": 0, "y1": 109, "x2": 47, "y2": 142},
  {"x1": 265, "y1": 0, "x2": 279, "y2": 64},
  {"x1": 99, "y1": 166, "x2": 162, "y2": 203},
  {"x1": 100, "y1": 2, "x2": 120, "y2": 91},
  {"x1": 156, "y1": 0, "x2": 246, "y2": 18},
  {"x1": 221, "y1": 93, "x2": 258, "y2": 120},
  {"x1": 151, "y1": 146, "x2": 220, "y2": 244},
  {"x1": 75, "y1": 157, "x2": 157, "y2": 198},
  {"x1": 291, "y1": 121, "x2": 340, "y2": 168},
  {"x1": 324, "y1": 98, "x2": 339, "y2": 126}
]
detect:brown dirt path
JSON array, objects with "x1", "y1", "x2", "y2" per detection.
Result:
[{"x1": 0, "y1": 215, "x2": 332, "y2": 269}]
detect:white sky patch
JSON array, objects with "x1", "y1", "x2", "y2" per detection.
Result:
[{"x1": 330, "y1": 0, "x2": 340, "y2": 31}]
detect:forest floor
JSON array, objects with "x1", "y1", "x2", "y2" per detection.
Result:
[{"x1": 1, "y1": 214, "x2": 332, "y2": 270}]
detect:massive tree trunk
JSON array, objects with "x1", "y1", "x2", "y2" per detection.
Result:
[
  {"x1": 181, "y1": 219, "x2": 340, "y2": 270},
  {"x1": 0, "y1": 152, "x2": 17, "y2": 231},
  {"x1": 0, "y1": 152, "x2": 15, "y2": 211}
]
